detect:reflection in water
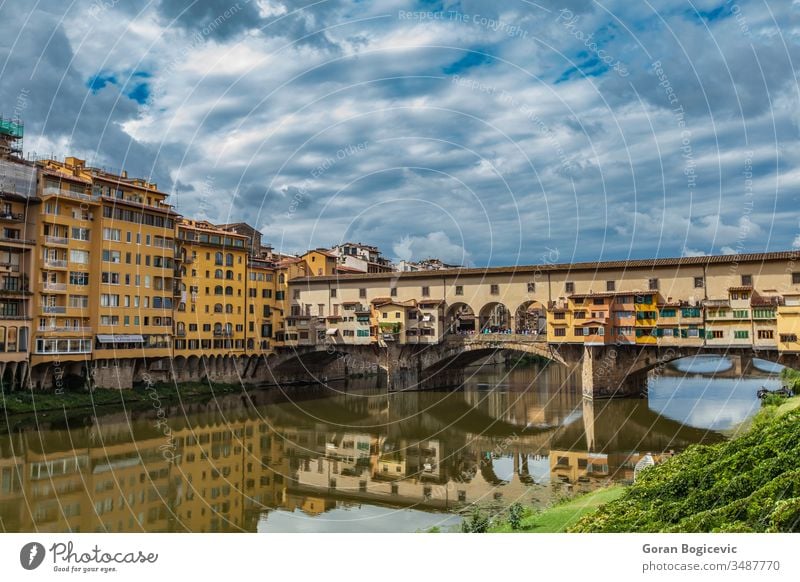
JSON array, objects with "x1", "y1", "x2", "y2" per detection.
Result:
[{"x1": 0, "y1": 361, "x2": 771, "y2": 532}]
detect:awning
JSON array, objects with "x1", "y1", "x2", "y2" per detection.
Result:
[
  {"x1": 325, "y1": 328, "x2": 339, "y2": 335},
  {"x1": 96, "y1": 334, "x2": 145, "y2": 343}
]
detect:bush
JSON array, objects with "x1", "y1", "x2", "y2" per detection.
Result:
[
  {"x1": 461, "y1": 510, "x2": 490, "y2": 533},
  {"x1": 569, "y1": 401, "x2": 800, "y2": 533},
  {"x1": 507, "y1": 503, "x2": 524, "y2": 530}
]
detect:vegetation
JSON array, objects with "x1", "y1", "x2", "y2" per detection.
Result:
[
  {"x1": 569, "y1": 397, "x2": 800, "y2": 532},
  {"x1": 507, "y1": 503, "x2": 524, "y2": 530},
  {"x1": 0, "y1": 381, "x2": 243, "y2": 416},
  {"x1": 488, "y1": 486, "x2": 625, "y2": 533},
  {"x1": 780, "y1": 367, "x2": 800, "y2": 395},
  {"x1": 461, "y1": 509, "x2": 490, "y2": 533}
]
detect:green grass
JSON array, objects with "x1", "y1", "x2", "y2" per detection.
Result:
[
  {"x1": 488, "y1": 486, "x2": 625, "y2": 533},
  {"x1": 0, "y1": 381, "x2": 242, "y2": 417},
  {"x1": 569, "y1": 396, "x2": 800, "y2": 532}
]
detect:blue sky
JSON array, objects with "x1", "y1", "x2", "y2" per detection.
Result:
[{"x1": 2, "y1": 0, "x2": 799, "y2": 266}]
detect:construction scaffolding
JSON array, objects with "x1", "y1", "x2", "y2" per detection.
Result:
[{"x1": 0, "y1": 115, "x2": 24, "y2": 159}]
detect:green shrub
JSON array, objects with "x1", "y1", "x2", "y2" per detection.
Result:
[
  {"x1": 507, "y1": 503, "x2": 524, "y2": 530},
  {"x1": 461, "y1": 510, "x2": 490, "y2": 533},
  {"x1": 569, "y1": 401, "x2": 800, "y2": 533}
]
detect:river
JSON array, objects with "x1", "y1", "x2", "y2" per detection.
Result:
[{"x1": 0, "y1": 356, "x2": 780, "y2": 533}]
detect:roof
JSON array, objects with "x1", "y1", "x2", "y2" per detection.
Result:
[
  {"x1": 728, "y1": 286, "x2": 754, "y2": 292},
  {"x1": 305, "y1": 248, "x2": 338, "y2": 258},
  {"x1": 334, "y1": 265, "x2": 364, "y2": 274},
  {"x1": 292, "y1": 250, "x2": 800, "y2": 283}
]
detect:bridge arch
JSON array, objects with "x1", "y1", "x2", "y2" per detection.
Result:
[
  {"x1": 478, "y1": 302, "x2": 511, "y2": 333},
  {"x1": 514, "y1": 300, "x2": 546, "y2": 336},
  {"x1": 446, "y1": 302, "x2": 477, "y2": 334}
]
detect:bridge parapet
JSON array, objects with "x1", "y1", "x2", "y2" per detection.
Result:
[{"x1": 445, "y1": 333, "x2": 547, "y2": 345}]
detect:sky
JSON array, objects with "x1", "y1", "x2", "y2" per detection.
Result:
[{"x1": 1, "y1": 0, "x2": 799, "y2": 267}]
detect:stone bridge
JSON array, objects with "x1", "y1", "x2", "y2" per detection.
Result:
[{"x1": 265, "y1": 334, "x2": 800, "y2": 399}]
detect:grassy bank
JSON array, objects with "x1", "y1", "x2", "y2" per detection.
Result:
[
  {"x1": 486, "y1": 486, "x2": 625, "y2": 533},
  {"x1": 569, "y1": 396, "x2": 800, "y2": 532},
  {"x1": 0, "y1": 381, "x2": 243, "y2": 417}
]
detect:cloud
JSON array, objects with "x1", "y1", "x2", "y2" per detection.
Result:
[{"x1": 3, "y1": 0, "x2": 800, "y2": 266}]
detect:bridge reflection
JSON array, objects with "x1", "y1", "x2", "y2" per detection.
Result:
[{"x1": 0, "y1": 372, "x2": 728, "y2": 532}]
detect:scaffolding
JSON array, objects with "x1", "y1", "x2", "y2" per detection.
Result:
[{"x1": 0, "y1": 115, "x2": 24, "y2": 158}]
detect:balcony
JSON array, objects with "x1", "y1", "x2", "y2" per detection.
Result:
[
  {"x1": 41, "y1": 282, "x2": 67, "y2": 292},
  {"x1": 43, "y1": 259, "x2": 67, "y2": 269},
  {"x1": 41, "y1": 186, "x2": 100, "y2": 203},
  {"x1": 0, "y1": 211, "x2": 24, "y2": 222},
  {"x1": 38, "y1": 325, "x2": 91, "y2": 333},
  {"x1": 44, "y1": 235, "x2": 69, "y2": 246}
]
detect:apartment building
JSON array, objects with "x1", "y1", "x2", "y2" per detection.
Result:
[
  {"x1": 0, "y1": 123, "x2": 37, "y2": 389},
  {"x1": 174, "y1": 220, "x2": 248, "y2": 358}
]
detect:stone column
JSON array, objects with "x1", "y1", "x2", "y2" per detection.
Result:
[{"x1": 581, "y1": 345, "x2": 645, "y2": 399}]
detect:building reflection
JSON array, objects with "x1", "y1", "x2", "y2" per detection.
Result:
[{"x1": 0, "y1": 372, "x2": 724, "y2": 532}]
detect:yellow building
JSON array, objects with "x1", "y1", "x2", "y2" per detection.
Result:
[
  {"x1": 245, "y1": 256, "x2": 278, "y2": 354},
  {"x1": 174, "y1": 220, "x2": 248, "y2": 359},
  {"x1": 30, "y1": 157, "x2": 179, "y2": 389}
]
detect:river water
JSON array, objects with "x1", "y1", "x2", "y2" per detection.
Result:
[{"x1": 0, "y1": 356, "x2": 780, "y2": 533}]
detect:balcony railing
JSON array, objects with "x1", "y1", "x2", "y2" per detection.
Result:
[
  {"x1": 0, "y1": 212, "x2": 24, "y2": 221},
  {"x1": 44, "y1": 235, "x2": 69, "y2": 245},
  {"x1": 37, "y1": 325, "x2": 91, "y2": 333},
  {"x1": 41, "y1": 282, "x2": 67, "y2": 291},
  {"x1": 42, "y1": 186, "x2": 101, "y2": 203},
  {"x1": 40, "y1": 305, "x2": 66, "y2": 314},
  {"x1": 44, "y1": 259, "x2": 67, "y2": 268}
]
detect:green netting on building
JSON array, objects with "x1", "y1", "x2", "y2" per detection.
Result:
[{"x1": 0, "y1": 118, "x2": 23, "y2": 138}]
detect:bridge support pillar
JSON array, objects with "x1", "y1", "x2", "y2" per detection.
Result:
[{"x1": 581, "y1": 345, "x2": 646, "y2": 399}]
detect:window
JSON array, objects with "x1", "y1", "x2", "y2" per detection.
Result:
[
  {"x1": 455, "y1": 285, "x2": 463, "y2": 296},
  {"x1": 71, "y1": 227, "x2": 90, "y2": 241},
  {"x1": 69, "y1": 249, "x2": 89, "y2": 264},
  {"x1": 708, "y1": 330, "x2": 724, "y2": 339},
  {"x1": 359, "y1": 288, "x2": 366, "y2": 298},
  {"x1": 741, "y1": 274, "x2": 752, "y2": 286},
  {"x1": 215, "y1": 269, "x2": 223, "y2": 279},
  {"x1": 565, "y1": 282, "x2": 574, "y2": 294},
  {"x1": 226, "y1": 253, "x2": 234, "y2": 267},
  {"x1": 734, "y1": 330, "x2": 749, "y2": 339},
  {"x1": 792, "y1": 273, "x2": 800, "y2": 285},
  {"x1": 553, "y1": 328, "x2": 566, "y2": 337},
  {"x1": 102, "y1": 228, "x2": 120, "y2": 241},
  {"x1": 694, "y1": 276, "x2": 704, "y2": 288},
  {"x1": 390, "y1": 287, "x2": 397, "y2": 297},
  {"x1": 69, "y1": 272, "x2": 89, "y2": 286},
  {"x1": 421, "y1": 286, "x2": 430, "y2": 297},
  {"x1": 780, "y1": 333, "x2": 798, "y2": 343},
  {"x1": 100, "y1": 294, "x2": 119, "y2": 307},
  {"x1": 553, "y1": 312, "x2": 565, "y2": 320},
  {"x1": 648, "y1": 278, "x2": 659, "y2": 290},
  {"x1": 214, "y1": 286, "x2": 223, "y2": 295},
  {"x1": 758, "y1": 330, "x2": 774, "y2": 339},
  {"x1": 330, "y1": 288, "x2": 337, "y2": 298},
  {"x1": 606, "y1": 280, "x2": 615, "y2": 292},
  {"x1": 102, "y1": 250, "x2": 121, "y2": 263},
  {"x1": 490, "y1": 284, "x2": 499, "y2": 295},
  {"x1": 101, "y1": 272, "x2": 120, "y2": 285},
  {"x1": 68, "y1": 295, "x2": 89, "y2": 308},
  {"x1": 733, "y1": 309, "x2": 749, "y2": 318}
]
